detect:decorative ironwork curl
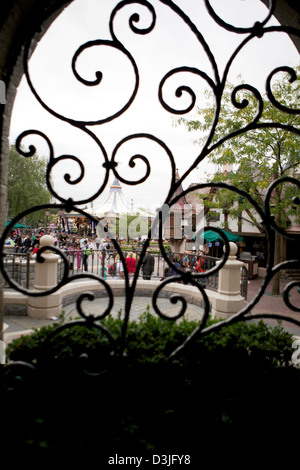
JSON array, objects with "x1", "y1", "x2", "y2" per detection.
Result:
[
  {"x1": 231, "y1": 84, "x2": 264, "y2": 124},
  {"x1": 71, "y1": 38, "x2": 139, "y2": 125},
  {"x1": 110, "y1": 0, "x2": 156, "y2": 37},
  {"x1": 16, "y1": 129, "x2": 110, "y2": 205},
  {"x1": 111, "y1": 133, "x2": 176, "y2": 197},
  {"x1": 75, "y1": 288, "x2": 113, "y2": 321},
  {"x1": 283, "y1": 281, "x2": 300, "y2": 312},
  {"x1": 152, "y1": 275, "x2": 210, "y2": 322},
  {"x1": 264, "y1": 176, "x2": 300, "y2": 239},
  {"x1": 15, "y1": 130, "x2": 52, "y2": 158},
  {"x1": 159, "y1": 67, "x2": 216, "y2": 115},
  {"x1": 266, "y1": 66, "x2": 300, "y2": 114}
]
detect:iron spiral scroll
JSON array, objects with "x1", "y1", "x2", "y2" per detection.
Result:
[{"x1": 1, "y1": 0, "x2": 300, "y2": 367}]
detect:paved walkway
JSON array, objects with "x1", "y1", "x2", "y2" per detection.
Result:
[
  {"x1": 3, "y1": 296, "x2": 205, "y2": 345},
  {"x1": 246, "y1": 276, "x2": 300, "y2": 335},
  {"x1": 3, "y1": 275, "x2": 300, "y2": 345}
]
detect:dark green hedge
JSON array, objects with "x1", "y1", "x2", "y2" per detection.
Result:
[
  {"x1": 2, "y1": 311, "x2": 299, "y2": 465},
  {"x1": 6, "y1": 310, "x2": 294, "y2": 367}
]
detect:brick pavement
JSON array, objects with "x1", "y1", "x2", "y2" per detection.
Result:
[
  {"x1": 246, "y1": 276, "x2": 300, "y2": 335},
  {"x1": 3, "y1": 296, "x2": 204, "y2": 346}
]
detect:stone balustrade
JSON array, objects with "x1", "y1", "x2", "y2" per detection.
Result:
[{"x1": 4, "y1": 236, "x2": 247, "y2": 319}]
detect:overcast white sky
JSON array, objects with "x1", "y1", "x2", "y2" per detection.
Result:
[{"x1": 9, "y1": 0, "x2": 299, "y2": 211}]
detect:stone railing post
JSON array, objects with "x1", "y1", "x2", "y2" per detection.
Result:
[
  {"x1": 27, "y1": 235, "x2": 62, "y2": 319},
  {"x1": 211, "y1": 242, "x2": 247, "y2": 319}
]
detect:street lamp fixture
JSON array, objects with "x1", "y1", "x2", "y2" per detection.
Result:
[
  {"x1": 45, "y1": 209, "x2": 49, "y2": 233},
  {"x1": 58, "y1": 210, "x2": 63, "y2": 231}
]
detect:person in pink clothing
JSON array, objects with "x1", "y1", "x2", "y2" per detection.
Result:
[
  {"x1": 126, "y1": 252, "x2": 136, "y2": 278},
  {"x1": 75, "y1": 242, "x2": 82, "y2": 270}
]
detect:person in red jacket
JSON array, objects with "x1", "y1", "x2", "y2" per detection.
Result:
[
  {"x1": 195, "y1": 253, "x2": 206, "y2": 273},
  {"x1": 126, "y1": 252, "x2": 136, "y2": 278},
  {"x1": 32, "y1": 241, "x2": 40, "y2": 254},
  {"x1": 194, "y1": 251, "x2": 207, "y2": 288}
]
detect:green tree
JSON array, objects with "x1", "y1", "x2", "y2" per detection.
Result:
[
  {"x1": 178, "y1": 67, "x2": 300, "y2": 295},
  {"x1": 7, "y1": 145, "x2": 52, "y2": 226}
]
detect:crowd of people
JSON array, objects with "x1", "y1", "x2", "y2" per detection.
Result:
[
  {"x1": 4, "y1": 230, "x2": 157, "y2": 278},
  {"x1": 4, "y1": 229, "x2": 45, "y2": 253},
  {"x1": 159, "y1": 249, "x2": 208, "y2": 287},
  {"x1": 4, "y1": 229, "x2": 208, "y2": 281},
  {"x1": 4, "y1": 229, "x2": 94, "y2": 271},
  {"x1": 106, "y1": 249, "x2": 155, "y2": 280}
]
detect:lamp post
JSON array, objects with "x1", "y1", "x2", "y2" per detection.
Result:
[
  {"x1": 58, "y1": 210, "x2": 63, "y2": 232},
  {"x1": 45, "y1": 209, "x2": 49, "y2": 234}
]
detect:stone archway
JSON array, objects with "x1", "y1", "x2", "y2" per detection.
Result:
[{"x1": 0, "y1": 0, "x2": 299, "y2": 335}]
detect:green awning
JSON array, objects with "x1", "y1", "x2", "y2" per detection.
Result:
[
  {"x1": 5, "y1": 221, "x2": 28, "y2": 229},
  {"x1": 199, "y1": 229, "x2": 243, "y2": 242}
]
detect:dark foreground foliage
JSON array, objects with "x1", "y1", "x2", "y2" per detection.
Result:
[{"x1": 1, "y1": 311, "x2": 299, "y2": 466}]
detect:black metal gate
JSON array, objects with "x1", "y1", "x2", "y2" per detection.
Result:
[{"x1": 0, "y1": 0, "x2": 300, "y2": 461}]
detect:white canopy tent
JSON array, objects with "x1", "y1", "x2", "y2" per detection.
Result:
[
  {"x1": 85, "y1": 178, "x2": 153, "y2": 218},
  {"x1": 85, "y1": 178, "x2": 154, "y2": 239}
]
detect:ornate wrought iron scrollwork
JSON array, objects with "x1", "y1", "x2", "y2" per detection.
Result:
[{"x1": 1, "y1": 0, "x2": 300, "y2": 366}]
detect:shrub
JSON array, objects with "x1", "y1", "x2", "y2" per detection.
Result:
[
  {"x1": 2, "y1": 310, "x2": 299, "y2": 463},
  {"x1": 6, "y1": 310, "x2": 294, "y2": 368}
]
